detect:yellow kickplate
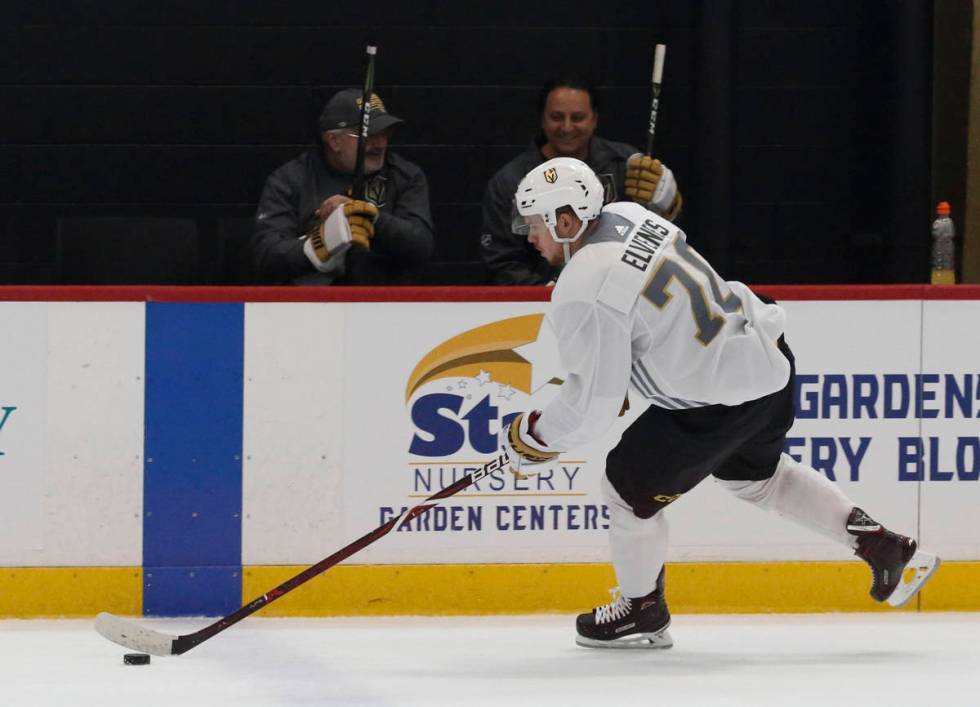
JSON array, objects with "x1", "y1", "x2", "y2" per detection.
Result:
[
  {"x1": 243, "y1": 561, "x2": 976, "y2": 616},
  {"x1": 0, "y1": 567, "x2": 141, "y2": 618},
  {"x1": 2, "y1": 560, "x2": 971, "y2": 618},
  {"x1": 244, "y1": 563, "x2": 617, "y2": 617},
  {"x1": 915, "y1": 561, "x2": 977, "y2": 611}
]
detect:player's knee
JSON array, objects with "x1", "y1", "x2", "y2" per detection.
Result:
[
  {"x1": 718, "y1": 453, "x2": 801, "y2": 508},
  {"x1": 627, "y1": 500, "x2": 667, "y2": 520},
  {"x1": 717, "y1": 461, "x2": 786, "y2": 507},
  {"x1": 717, "y1": 476, "x2": 773, "y2": 506},
  {"x1": 602, "y1": 474, "x2": 668, "y2": 522}
]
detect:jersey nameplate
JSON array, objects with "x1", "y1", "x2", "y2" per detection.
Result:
[{"x1": 597, "y1": 217, "x2": 675, "y2": 313}]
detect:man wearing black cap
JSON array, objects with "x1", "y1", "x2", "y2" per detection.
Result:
[{"x1": 252, "y1": 89, "x2": 435, "y2": 284}]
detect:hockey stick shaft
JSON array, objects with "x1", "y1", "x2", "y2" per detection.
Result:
[
  {"x1": 646, "y1": 44, "x2": 666, "y2": 155},
  {"x1": 351, "y1": 44, "x2": 377, "y2": 200},
  {"x1": 96, "y1": 451, "x2": 509, "y2": 656}
]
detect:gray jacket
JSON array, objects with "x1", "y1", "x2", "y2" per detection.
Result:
[{"x1": 252, "y1": 148, "x2": 435, "y2": 285}]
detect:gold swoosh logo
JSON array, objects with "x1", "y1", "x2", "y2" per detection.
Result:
[{"x1": 405, "y1": 314, "x2": 544, "y2": 402}]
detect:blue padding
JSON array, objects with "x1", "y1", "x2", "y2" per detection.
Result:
[
  {"x1": 143, "y1": 566, "x2": 242, "y2": 617},
  {"x1": 143, "y1": 303, "x2": 243, "y2": 616}
]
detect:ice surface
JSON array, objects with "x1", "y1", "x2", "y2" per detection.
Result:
[{"x1": 2, "y1": 613, "x2": 978, "y2": 706}]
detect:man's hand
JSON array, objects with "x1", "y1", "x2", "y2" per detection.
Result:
[
  {"x1": 316, "y1": 194, "x2": 352, "y2": 220},
  {"x1": 625, "y1": 153, "x2": 682, "y2": 221},
  {"x1": 503, "y1": 411, "x2": 559, "y2": 479},
  {"x1": 342, "y1": 200, "x2": 379, "y2": 249}
]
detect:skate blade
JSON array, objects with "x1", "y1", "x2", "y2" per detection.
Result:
[
  {"x1": 575, "y1": 628, "x2": 673, "y2": 650},
  {"x1": 886, "y1": 551, "x2": 941, "y2": 608}
]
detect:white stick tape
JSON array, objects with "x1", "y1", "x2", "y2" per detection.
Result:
[{"x1": 653, "y1": 44, "x2": 666, "y2": 85}]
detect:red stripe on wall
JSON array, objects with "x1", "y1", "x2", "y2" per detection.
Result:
[{"x1": 0, "y1": 284, "x2": 978, "y2": 303}]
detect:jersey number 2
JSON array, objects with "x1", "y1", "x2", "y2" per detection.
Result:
[{"x1": 641, "y1": 242, "x2": 740, "y2": 346}]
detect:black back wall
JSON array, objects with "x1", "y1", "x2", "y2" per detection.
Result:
[{"x1": 1, "y1": 0, "x2": 932, "y2": 285}]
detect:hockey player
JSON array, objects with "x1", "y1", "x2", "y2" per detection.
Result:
[{"x1": 501, "y1": 157, "x2": 940, "y2": 649}]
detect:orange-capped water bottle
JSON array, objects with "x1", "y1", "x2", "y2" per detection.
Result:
[{"x1": 930, "y1": 201, "x2": 956, "y2": 284}]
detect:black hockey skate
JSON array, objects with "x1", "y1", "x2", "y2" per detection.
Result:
[
  {"x1": 847, "y1": 507, "x2": 940, "y2": 607},
  {"x1": 575, "y1": 569, "x2": 672, "y2": 649}
]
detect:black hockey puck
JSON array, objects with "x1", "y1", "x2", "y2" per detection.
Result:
[{"x1": 123, "y1": 653, "x2": 151, "y2": 665}]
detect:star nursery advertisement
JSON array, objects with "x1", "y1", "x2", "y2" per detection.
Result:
[{"x1": 342, "y1": 302, "x2": 629, "y2": 564}]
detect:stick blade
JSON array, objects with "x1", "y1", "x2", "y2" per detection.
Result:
[
  {"x1": 94, "y1": 612, "x2": 178, "y2": 656},
  {"x1": 886, "y1": 551, "x2": 941, "y2": 608}
]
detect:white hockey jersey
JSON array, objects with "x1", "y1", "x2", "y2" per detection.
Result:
[{"x1": 533, "y1": 201, "x2": 791, "y2": 452}]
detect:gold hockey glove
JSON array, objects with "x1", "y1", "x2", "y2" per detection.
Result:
[
  {"x1": 343, "y1": 200, "x2": 379, "y2": 249},
  {"x1": 625, "y1": 153, "x2": 683, "y2": 221}
]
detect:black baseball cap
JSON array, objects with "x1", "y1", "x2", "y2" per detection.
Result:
[{"x1": 317, "y1": 88, "x2": 404, "y2": 135}]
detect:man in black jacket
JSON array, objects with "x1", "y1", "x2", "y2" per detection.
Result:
[
  {"x1": 252, "y1": 89, "x2": 435, "y2": 285},
  {"x1": 481, "y1": 79, "x2": 682, "y2": 285}
]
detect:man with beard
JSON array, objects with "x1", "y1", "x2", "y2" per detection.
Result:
[{"x1": 252, "y1": 89, "x2": 434, "y2": 285}]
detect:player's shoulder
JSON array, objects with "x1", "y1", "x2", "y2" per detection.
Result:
[
  {"x1": 552, "y1": 242, "x2": 622, "y2": 308},
  {"x1": 600, "y1": 201, "x2": 654, "y2": 226},
  {"x1": 581, "y1": 204, "x2": 680, "y2": 314},
  {"x1": 552, "y1": 204, "x2": 680, "y2": 312},
  {"x1": 585, "y1": 202, "x2": 675, "y2": 248}
]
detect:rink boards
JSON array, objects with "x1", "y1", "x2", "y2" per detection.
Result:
[{"x1": 0, "y1": 285, "x2": 978, "y2": 617}]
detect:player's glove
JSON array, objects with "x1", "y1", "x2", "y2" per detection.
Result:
[
  {"x1": 503, "y1": 411, "x2": 559, "y2": 479},
  {"x1": 625, "y1": 153, "x2": 683, "y2": 221},
  {"x1": 343, "y1": 200, "x2": 379, "y2": 249}
]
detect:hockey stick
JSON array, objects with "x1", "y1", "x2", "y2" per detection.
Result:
[
  {"x1": 351, "y1": 43, "x2": 377, "y2": 200},
  {"x1": 645, "y1": 44, "x2": 666, "y2": 155},
  {"x1": 95, "y1": 451, "x2": 510, "y2": 657}
]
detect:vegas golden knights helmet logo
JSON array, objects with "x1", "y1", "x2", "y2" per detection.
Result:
[{"x1": 543, "y1": 167, "x2": 558, "y2": 184}]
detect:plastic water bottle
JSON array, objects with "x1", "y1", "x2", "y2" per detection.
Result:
[{"x1": 930, "y1": 201, "x2": 955, "y2": 285}]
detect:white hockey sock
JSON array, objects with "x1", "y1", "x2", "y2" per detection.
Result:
[
  {"x1": 716, "y1": 453, "x2": 857, "y2": 548},
  {"x1": 602, "y1": 474, "x2": 668, "y2": 598}
]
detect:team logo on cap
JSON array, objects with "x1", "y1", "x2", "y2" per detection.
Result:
[{"x1": 543, "y1": 168, "x2": 558, "y2": 184}]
